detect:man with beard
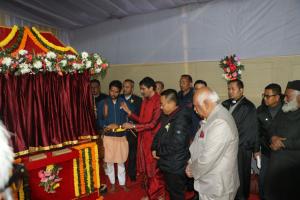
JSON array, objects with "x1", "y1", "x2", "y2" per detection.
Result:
[
  {"x1": 97, "y1": 80, "x2": 129, "y2": 192},
  {"x1": 222, "y1": 79, "x2": 258, "y2": 200},
  {"x1": 121, "y1": 79, "x2": 142, "y2": 182},
  {"x1": 254, "y1": 83, "x2": 283, "y2": 200},
  {"x1": 122, "y1": 77, "x2": 165, "y2": 200},
  {"x1": 265, "y1": 80, "x2": 300, "y2": 200}
]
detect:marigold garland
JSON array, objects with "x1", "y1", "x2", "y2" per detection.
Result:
[
  {"x1": 32, "y1": 27, "x2": 77, "y2": 54},
  {"x1": 77, "y1": 158, "x2": 82, "y2": 195},
  {"x1": 72, "y1": 142, "x2": 101, "y2": 198},
  {"x1": 1, "y1": 27, "x2": 24, "y2": 55},
  {"x1": 73, "y1": 159, "x2": 80, "y2": 197},
  {"x1": 94, "y1": 144, "x2": 100, "y2": 188},
  {"x1": 0, "y1": 25, "x2": 18, "y2": 47},
  {"x1": 26, "y1": 27, "x2": 49, "y2": 53},
  {"x1": 13, "y1": 27, "x2": 49, "y2": 55},
  {"x1": 13, "y1": 27, "x2": 28, "y2": 54},
  {"x1": 82, "y1": 149, "x2": 89, "y2": 194},
  {"x1": 88, "y1": 148, "x2": 95, "y2": 192},
  {"x1": 78, "y1": 150, "x2": 86, "y2": 194},
  {"x1": 84, "y1": 148, "x2": 92, "y2": 193}
]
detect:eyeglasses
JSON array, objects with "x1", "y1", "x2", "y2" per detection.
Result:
[{"x1": 262, "y1": 94, "x2": 277, "y2": 99}]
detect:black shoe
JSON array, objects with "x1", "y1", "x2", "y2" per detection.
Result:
[
  {"x1": 99, "y1": 184, "x2": 107, "y2": 195},
  {"x1": 130, "y1": 176, "x2": 136, "y2": 182}
]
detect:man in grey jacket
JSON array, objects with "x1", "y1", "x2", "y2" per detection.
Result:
[{"x1": 186, "y1": 87, "x2": 239, "y2": 200}]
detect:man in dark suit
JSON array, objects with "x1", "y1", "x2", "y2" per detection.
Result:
[
  {"x1": 120, "y1": 79, "x2": 142, "y2": 181},
  {"x1": 265, "y1": 80, "x2": 300, "y2": 200},
  {"x1": 222, "y1": 79, "x2": 258, "y2": 200}
]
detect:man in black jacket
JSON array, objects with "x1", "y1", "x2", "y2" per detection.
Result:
[
  {"x1": 152, "y1": 89, "x2": 192, "y2": 200},
  {"x1": 222, "y1": 79, "x2": 258, "y2": 200},
  {"x1": 265, "y1": 80, "x2": 300, "y2": 200},
  {"x1": 254, "y1": 83, "x2": 283, "y2": 200},
  {"x1": 120, "y1": 79, "x2": 142, "y2": 182}
]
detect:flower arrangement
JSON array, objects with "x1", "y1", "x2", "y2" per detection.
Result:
[
  {"x1": 219, "y1": 54, "x2": 244, "y2": 81},
  {"x1": 0, "y1": 49, "x2": 109, "y2": 76},
  {"x1": 38, "y1": 164, "x2": 63, "y2": 193}
]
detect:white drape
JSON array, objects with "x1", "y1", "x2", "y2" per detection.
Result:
[{"x1": 71, "y1": 0, "x2": 300, "y2": 64}]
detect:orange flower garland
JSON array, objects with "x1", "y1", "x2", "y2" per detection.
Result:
[
  {"x1": 72, "y1": 142, "x2": 101, "y2": 197},
  {"x1": 13, "y1": 27, "x2": 48, "y2": 54}
]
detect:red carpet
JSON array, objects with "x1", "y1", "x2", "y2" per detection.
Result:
[{"x1": 100, "y1": 165, "x2": 260, "y2": 200}]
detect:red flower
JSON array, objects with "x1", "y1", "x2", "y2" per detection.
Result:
[
  {"x1": 26, "y1": 54, "x2": 33, "y2": 62},
  {"x1": 229, "y1": 63, "x2": 236, "y2": 72},
  {"x1": 101, "y1": 63, "x2": 108, "y2": 69},
  {"x1": 199, "y1": 131, "x2": 205, "y2": 138}
]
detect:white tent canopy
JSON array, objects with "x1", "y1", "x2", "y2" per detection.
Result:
[{"x1": 2, "y1": 0, "x2": 300, "y2": 64}]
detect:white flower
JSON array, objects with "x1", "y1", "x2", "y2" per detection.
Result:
[
  {"x1": 81, "y1": 52, "x2": 88, "y2": 59},
  {"x1": 59, "y1": 60, "x2": 67, "y2": 67},
  {"x1": 19, "y1": 63, "x2": 31, "y2": 74},
  {"x1": 33, "y1": 61, "x2": 42, "y2": 69},
  {"x1": 46, "y1": 51, "x2": 56, "y2": 59},
  {"x1": 72, "y1": 63, "x2": 82, "y2": 70},
  {"x1": 96, "y1": 58, "x2": 103, "y2": 65},
  {"x1": 45, "y1": 59, "x2": 52, "y2": 68},
  {"x1": 238, "y1": 70, "x2": 242, "y2": 74},
  {"x1": 95, "y1": 68, "x2": 102, "y2": 73},
  {"x1": 67, "y1": 54, "x2": 76, "y2": 60},
  {"x1": 18, "y1": 49, "x2": 28, "y2": 56},
  {"x1": 86, "y1": 60, "x2": 92, "y2": 68},
  {"x1": 2, "y1": 57, "x2": 12, "y2": 66},
  {"x1": 93, "y1": 53, "x2": 100, "y2": 59},
  {"x1": 237, "y1": 61, "x2": 241, "y2": 66}
]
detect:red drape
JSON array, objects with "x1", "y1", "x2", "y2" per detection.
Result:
[{"x1": 0, "y1": 72, "x2": 97, "y2": 155}]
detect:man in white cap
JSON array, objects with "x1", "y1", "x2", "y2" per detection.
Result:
[{"x1": 265, "y1": 80, "x2": 300, "y2": 200}]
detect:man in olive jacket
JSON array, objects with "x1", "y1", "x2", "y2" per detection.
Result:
[{"x1": 152, "y1": 89, "x2": 192, "y2": 200}]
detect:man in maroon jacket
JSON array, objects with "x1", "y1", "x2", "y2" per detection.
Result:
[{"x1": 122, "y1": 77, "x2": 165, "y2": 200}]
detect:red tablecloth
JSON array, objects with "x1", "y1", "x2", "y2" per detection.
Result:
[{"x1": 22, "y1": 150, "x2": 79, "y2": 200}]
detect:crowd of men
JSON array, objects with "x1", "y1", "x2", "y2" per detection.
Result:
[{"x1": 91, "y1": 76, "x2": 300, "y2": 200}]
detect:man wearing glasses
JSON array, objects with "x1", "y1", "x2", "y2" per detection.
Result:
[{"x1": 254, "y1": 83, "x2": 283, "y2": 200}]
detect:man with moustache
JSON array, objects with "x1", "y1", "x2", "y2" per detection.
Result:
[
  {"x1": 97, "y1": 80, "x2": 129, "y2": 192},
  {"x1": 222, "y1": 79, "x2": 258, "y2": 200},
  {"x1": 265, "y1": 80, "x2": 300, "y2": 200},
  {"x1": 122, "y1": 77, "x2": 165, "y2": 200},
  {"x1": 121, "y1": 79, "x2": 142, "y2": 182}
]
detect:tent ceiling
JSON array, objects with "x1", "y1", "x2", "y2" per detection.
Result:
[{"x1": 2, "y1": 0, "x2": 211, "y2": 29}]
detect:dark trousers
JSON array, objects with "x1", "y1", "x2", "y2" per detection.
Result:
[
  {"x1": 259, "y1": 154, "x2": 269, "y2": 200},
  {"x1": 127, "y1": 132, "x2": 137, "y2": 180},
  {"x1": 163, "y1": 171, "x2": 186, "y2": 200},
  {"x1": 235, "y1": 148, "x2": 252, "y2": 200}
]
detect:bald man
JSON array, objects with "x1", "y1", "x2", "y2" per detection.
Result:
[{"x1": 186, "y1": 87, "x2": 239, "y2": 200}]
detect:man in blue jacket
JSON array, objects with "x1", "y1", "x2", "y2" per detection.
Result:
[{"x1": 97, "y1": 80, "x2": 129, "y2": 192}]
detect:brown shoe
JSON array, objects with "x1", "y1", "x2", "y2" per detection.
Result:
[
  {"x1": 108, "y1": 184, "x2": 116, "y2": 193},
  {"x1": 121, "y1": 185, "x2": 130, "y2": 192}
]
